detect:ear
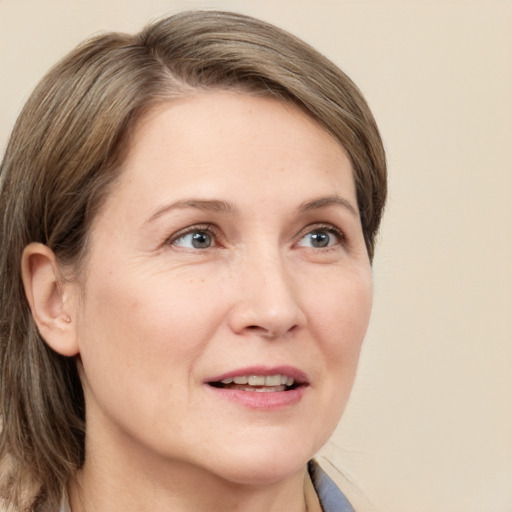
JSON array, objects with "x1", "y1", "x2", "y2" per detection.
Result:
[{"x1": 21, "y1": 243, "x2": 79, "y2": 357}]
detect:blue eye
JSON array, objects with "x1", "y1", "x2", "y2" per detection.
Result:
[
  {"x1": 173, "y1": 230, "x2": 214, "y2": 249},
  {"x1": 298, "y1": 227, "x2": 341, "y2": 248}
]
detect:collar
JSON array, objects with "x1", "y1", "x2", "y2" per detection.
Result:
[{"x1": 308, "y1": 460, "x2": 356, "y2": 512}]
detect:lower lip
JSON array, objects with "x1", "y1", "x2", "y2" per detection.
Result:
[{"x1": 205, "y1": 385, "x2": 307, "y2": 410}]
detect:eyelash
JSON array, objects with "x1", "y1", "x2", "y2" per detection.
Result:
[
  {"x1": 166, "y1": 223, "x2": 345, "y2": 250},
  {"x1": 297, "y1": 223, "x2": 345, "y2": 249},
  {"x1": 167, "y1": 224, "x2": 220, "y2": 249}
]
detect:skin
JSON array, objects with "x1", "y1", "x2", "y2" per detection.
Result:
[{"x1": 25, "y1": 91, "x2": 373, "y2": 512}]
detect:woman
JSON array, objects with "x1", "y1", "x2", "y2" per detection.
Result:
[{"x1": 0, "y1": 10, "x2": 386, "y2": 512}]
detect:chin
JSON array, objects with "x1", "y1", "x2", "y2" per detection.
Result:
[
  {"x1": 214, "y1": 457, "x2": 308, "y2": 487},
  {"x1": 196, "y1": 415, "x2": 340, "y2": 486},
  {"x1": 198, "y1": 435, "x2": 320, "y2": 486}
]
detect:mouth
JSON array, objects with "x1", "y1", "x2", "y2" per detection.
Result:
[
  {"x1": 205, "y1": 367, "x2": 309, "y2": 409},
  {"x1": 208, "y1": 374, "x2": 300, "y2": 393}
]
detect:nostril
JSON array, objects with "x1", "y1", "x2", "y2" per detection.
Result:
[
  {"x1": 247, "y1": 325, "x2": 273, "y2": 336},
  {"x1": 247, "y1": 325, "x2": 281, "y2": 339}
]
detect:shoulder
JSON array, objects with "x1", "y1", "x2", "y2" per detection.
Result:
[{"x1": 308, "y1": 460, "x2": 356, "y2": 512}]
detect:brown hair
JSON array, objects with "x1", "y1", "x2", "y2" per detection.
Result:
[{"x1": 0, "y1": 10, "x2": 386, "y2": 510}]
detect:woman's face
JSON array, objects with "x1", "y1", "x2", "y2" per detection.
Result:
[{"x1": 72, "y1": 91, "x2": 373, "y2": 486}]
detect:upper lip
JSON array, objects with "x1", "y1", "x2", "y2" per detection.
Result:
[{"x1": 206, "y1": 365, "x2": 309, "y2": 385}]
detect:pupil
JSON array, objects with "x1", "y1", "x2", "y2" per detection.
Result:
[
  {"x1": 311, "y1": 231, "x2": 329, "y2": 248},
  {"x1": 192, "y1": 232, "x2": 211, "y2": 248}
]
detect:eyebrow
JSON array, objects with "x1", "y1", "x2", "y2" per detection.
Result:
[
  {"x1": 146, "y1": 199, "x2": 239, "y2": 224},
  {"x1": 299, "y1": 195, "x2": 359, "y2": 217},
  {"x1": 146, "y1": 194, "x2": 358, "y2": 225}
]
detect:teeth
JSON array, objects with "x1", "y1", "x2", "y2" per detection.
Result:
[
  {"x1": 248, "y1": 375, "x2": 265, "y2": 386},
  {"x1": 265, "y1": 375, "x2": 282, "y2": 386},
  {"x1": 220, "y1": 374, "x2": 295, "y2": 387},
  {"x1": 239, "y1": 385, "x2": 286, "y2": 392}
]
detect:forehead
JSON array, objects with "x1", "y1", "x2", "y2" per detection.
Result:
[
  {"x1": 129, "y1": 92, "x2": 351, "y2": 178},
  {"x1": 95, "y1": 91, "x2": 356, "y2": 227}
]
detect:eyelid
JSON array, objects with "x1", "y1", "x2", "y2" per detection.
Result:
[
  {"x1": 165, "y1": 224, "x2": 220, "y2": 248},
  {"x1": 163, "y1": 221, "x2": 345, "y2": 250},
  {"x1": 295, "y1": 223, "x2": 345, "y2": 247}
]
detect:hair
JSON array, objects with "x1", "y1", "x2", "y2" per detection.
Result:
[{"x1": 0, "y1": 10, "x2": 386, "y2": 511}]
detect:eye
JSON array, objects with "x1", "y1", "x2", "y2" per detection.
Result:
[
  {"x1": 171, "y1": 228, "x2": 215, "y2": 249},
  {"x1": 297, "y1": 226, "x2": 343, "y2": 248}
]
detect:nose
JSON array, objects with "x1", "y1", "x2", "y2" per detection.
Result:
[{"x1": 227, "y1": 247, "x2": 306, "y2": 339}]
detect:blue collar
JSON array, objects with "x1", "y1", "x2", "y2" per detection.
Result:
[{"x1": 309, "y1": 460, "x2": 355, "y2": 512}]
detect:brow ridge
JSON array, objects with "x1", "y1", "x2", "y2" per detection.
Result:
[
  {"x1": 147, "y1": 195, "x2": 358, "y2": 225},
  {"x1": 146, "y1": 199, "x2": 239, "y2": 224},
  {"x1": 299, "y1": 195, "x2": 358, "y2": 217}
]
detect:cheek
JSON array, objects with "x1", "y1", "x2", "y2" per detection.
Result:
[
  {"x1": 74, "y1": 271, "x2": 218, "y2": 435},
  {"x1": 298, "y1": 271, "x2": 372, "y2": 453},
  {"x1": 312, "y1": 266, "x2": 373, "y2": 350},
  {"x1": 308, "y1": 267, "x2": 372, "y2": 406},
  {"x1": 76, "y1": 267, "x2": 224, "y2": 379}
]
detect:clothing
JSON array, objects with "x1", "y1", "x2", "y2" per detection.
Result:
[
  {"x1": 59, "y1": 460, "x2": 355, "y2": 512},
  {"x1": 308, "y1": 460, "x2": 355, "y2": 512}
]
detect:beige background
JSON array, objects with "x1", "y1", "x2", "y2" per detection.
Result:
[{"x1": 1, "y1": 1, "x2": 511, "y2": 511}]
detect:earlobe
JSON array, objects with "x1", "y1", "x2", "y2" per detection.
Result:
[{"x1": 21, "y1": 243, "x2": 79, "y2": 357}]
